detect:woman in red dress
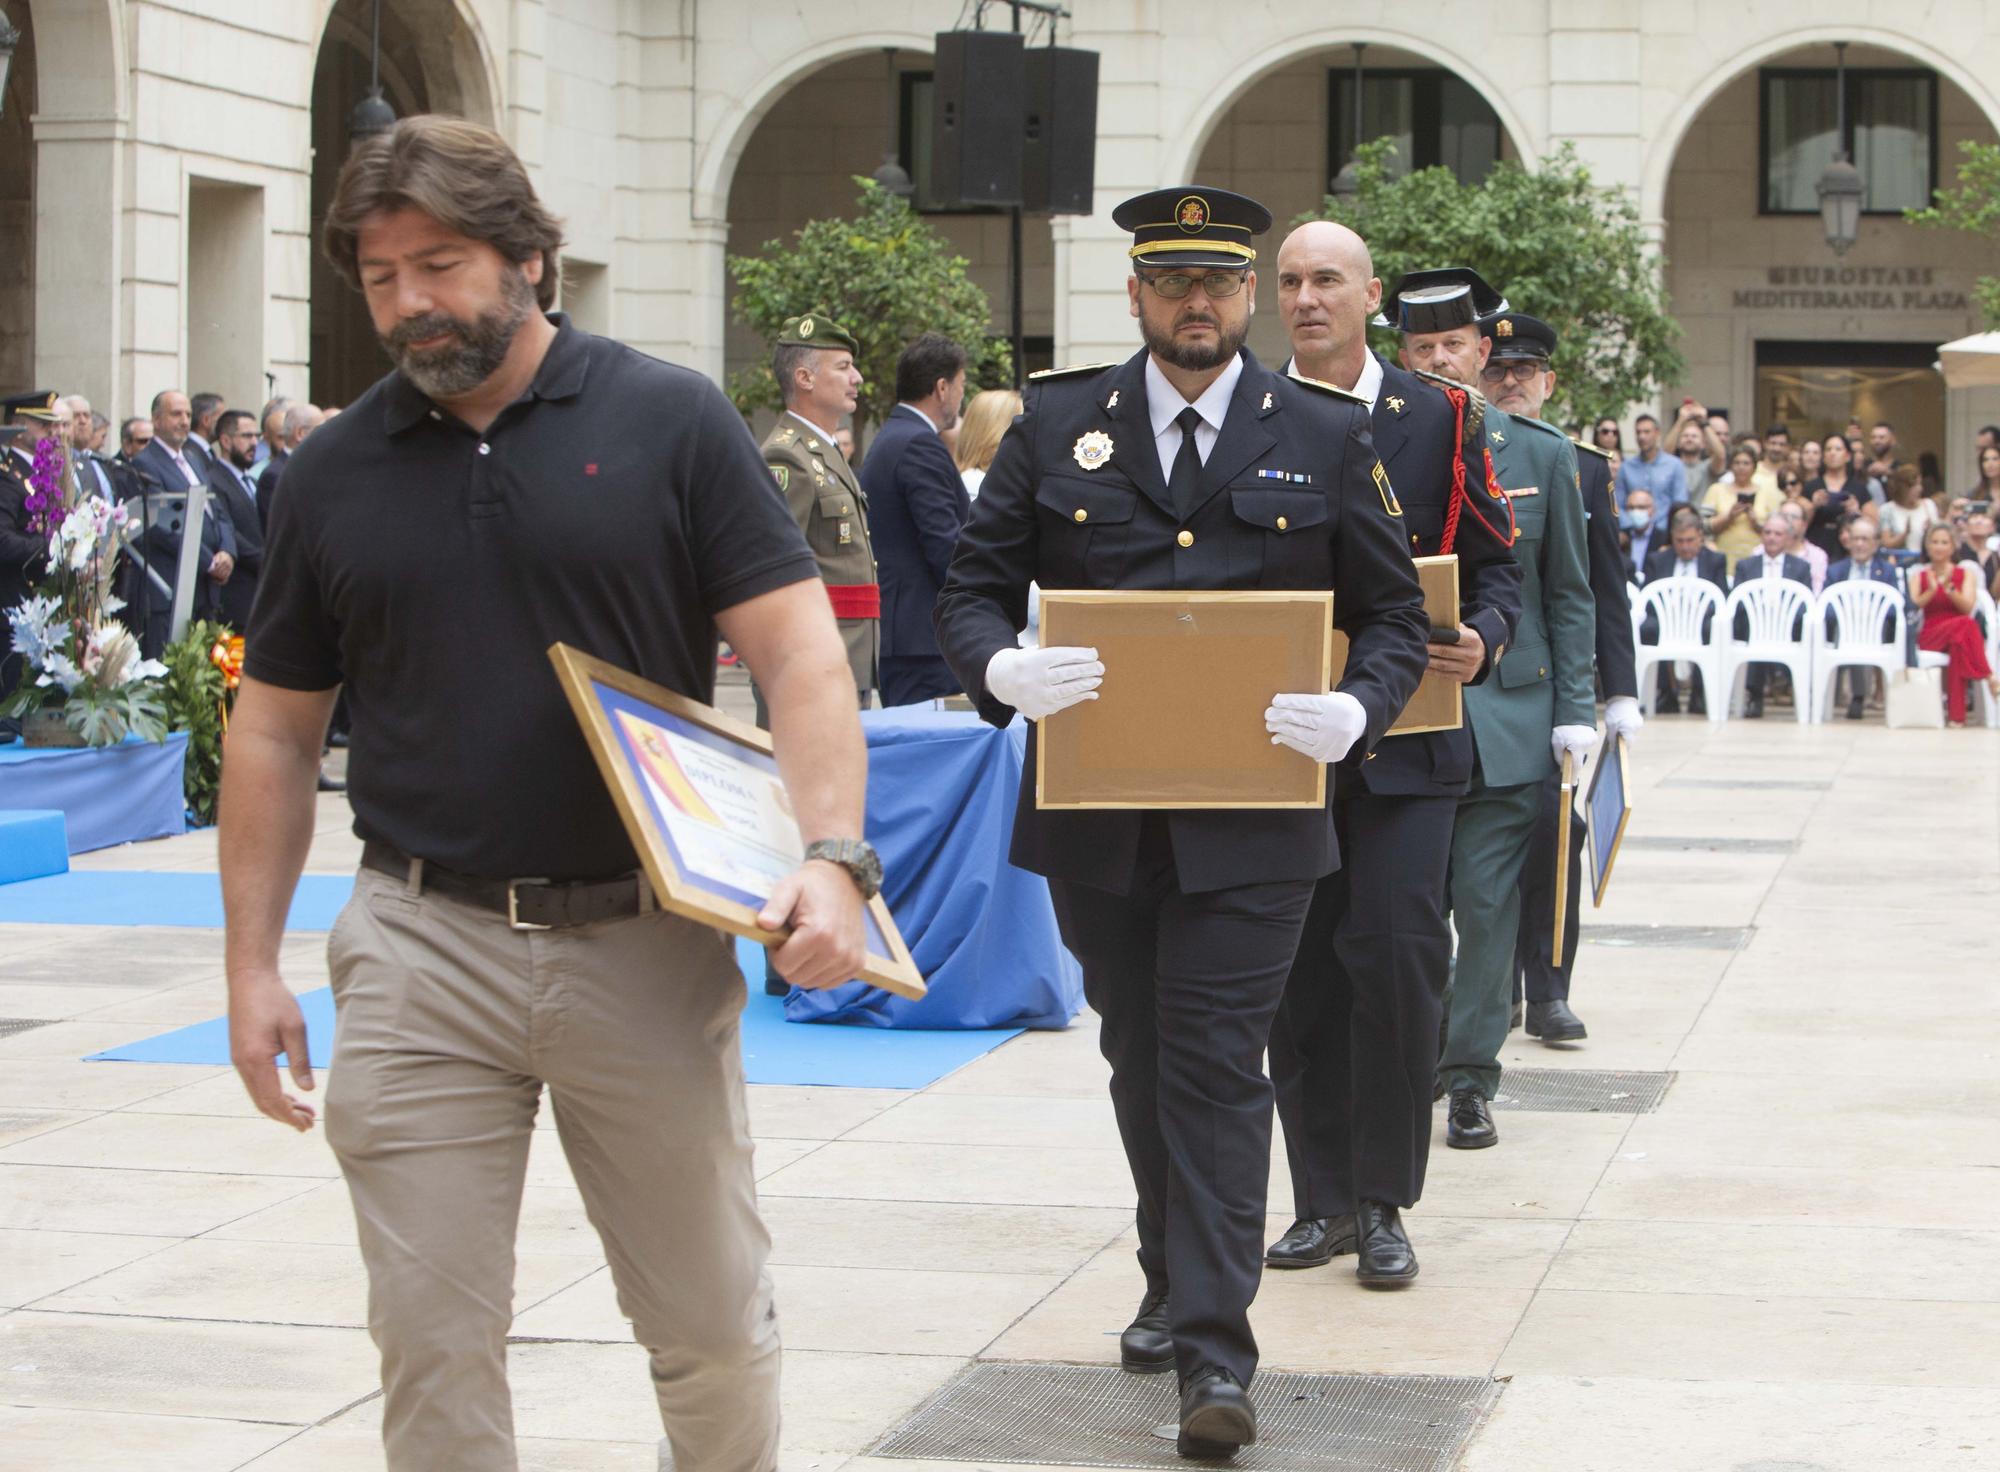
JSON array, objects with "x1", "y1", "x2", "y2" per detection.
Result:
[{"x1": 1912, "y1": 523, "x2": 1999, "y2": 726}]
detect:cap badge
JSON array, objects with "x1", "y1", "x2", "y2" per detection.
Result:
[
  {"x1": 799, "y1": 316, "x2": 815, "y2": 338},
  {"x1": 1073, "y1": 430, "x2": 1114, "y2": 471},
  {"x1": 1107, "y1": 390, "x2": 1120, "y2": 410},
  {"x1": 1176, "y1": 195, "x2": 1209, "y2": 233},
  {"x1": 1387, "y1": 395, "x2": 1405, "y2": 414},
  {"x1": 1495, "y1": 318, "x2": 1514, "y2": 338}
]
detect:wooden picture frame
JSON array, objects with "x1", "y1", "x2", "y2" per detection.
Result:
[
  {"x1": 1586, "y1": 733, "x2": 1633, "y2": 908},
  {"x1": 547, "y1": 643, "x2": 925, "y2": 1000},
  {"x1": 1328, "y1": 554, "x2": 1462, "y2": 736},
  {"x1": 1035, "y1": 590, "x2": 1334, "y2": 810}
]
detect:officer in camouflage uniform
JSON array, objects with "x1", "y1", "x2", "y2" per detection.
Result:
[{"x1": 756, "y1": 313, "x2": 878, "y2": 719}]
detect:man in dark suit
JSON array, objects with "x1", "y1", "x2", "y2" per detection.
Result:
[
  {"x1": 1730, "y1": 516, "x2": 1814, "y2": 717},
  {"x1": 204, "y1": 409, "x2": 266, "y2": 630},
  {"x1": 935, "y1": 186, "x2": 1429, "y2": 1456},
  {"x1": 131, "y1": 388, "x2": 237, "y2": 656},
  {"x1": 1618, "y1": 486, "x2": 1668, "y2": 583},
  {"x1": 1262, "y1": 226, "x2": 1523, "y2": 1289},
  {"x1": 1825, "y1": 515, "x2": 1902, "y2": 718},
  {"x1": 1641, "y1": 507, "x2": 1727, "y2": 714},
  {"x1": 862, "y1": 334, "x2": 970, "y2": 705},
  {"x1": 1493, "y1": 316, "x2": 1643, "y2": 1047}
]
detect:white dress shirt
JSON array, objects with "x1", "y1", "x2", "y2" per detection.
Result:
[
  {"x1": 1755, "y1": 552, "x2": 1785, "y2": 578},
  {"x1": 1145, "y1": 351, "x2": 1245, "y2": 482},
  {"x1": 1849, "y1": 557, "x2": 1878, "y2": 581},
  {"x1": 1278, "y1": 351, "x2": 1383, "y2": 412},
  {"x1": 1673, "y1": 557, "x2": 1699, "y2": 577}
]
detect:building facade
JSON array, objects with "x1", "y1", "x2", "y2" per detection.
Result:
[{"x1": 9, "y1": 2, "x2": 2000, "y2": 481}]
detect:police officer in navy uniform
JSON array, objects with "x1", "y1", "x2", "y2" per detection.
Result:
[
  {"x1": 935, "y1": 186, "x2": 1429, "y2": 1458},
  {"x1": 1491, "y1": 312, "x2": 1644, "y2": 1042},
  {"x1": 1262, "y1": 229, "x2": 1524, "y2": 1287}
]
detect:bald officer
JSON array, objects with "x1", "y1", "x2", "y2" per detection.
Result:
[
  {"x1": 1396, "y1": 279, "x2": 1596, "y2": 1149},
  {"x1": 935, "y1": 185, "x2": 1428, "y2": 1458},
  {"x1": 757, "y1": 313, "x2": 878, "y2": 715}
]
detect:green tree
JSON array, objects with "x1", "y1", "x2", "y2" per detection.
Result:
[
  {"x1": 1304, "y1": 140, "x2": 1684, "y2": 429},
  {"x1": 727, "y1": 179, "x2": 1010, "y2": 438},
  {"x1": 1906, "y1": 140, "x2": 2000, "y2": 324}
]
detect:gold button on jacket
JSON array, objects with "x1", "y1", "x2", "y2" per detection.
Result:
[{"x1": 1177, "y1": 529, "x2": 1194, "y2": 547}]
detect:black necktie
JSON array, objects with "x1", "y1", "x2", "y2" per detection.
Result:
[{"x1": 1170, "y1": 406, "x2": 1203, "y2": 519}]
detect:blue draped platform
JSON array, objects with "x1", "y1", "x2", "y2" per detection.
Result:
[
  {"x1": 0, "y1": 733, "x2": 188, "y2": 854},
  {"x1": 783, "y1": 707, "x2": 1083, "y2": 1031}
]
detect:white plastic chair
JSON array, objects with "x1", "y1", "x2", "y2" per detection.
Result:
[
  {"x1": 1633, "y1": 578, "x2": 1726, "y2": 724},
  {"x1": 1721, "y1": 579, "x2": 1815, "y2": 724},
  {"x1": 1811, "y1": 581, "x2": 1907, "y2": 723}
]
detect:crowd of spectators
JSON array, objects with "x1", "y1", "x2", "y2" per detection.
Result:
[{"x1": 1606, "y1": 405, "x2": 2000, "y2": 726}]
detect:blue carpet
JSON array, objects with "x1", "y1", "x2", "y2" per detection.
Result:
[
  {"x1": 0, "y1": 870, "x2": 354, "y2": 930},
  {"x1": 83, "y1": 927, "x2": 1018, "y2": 1090}
]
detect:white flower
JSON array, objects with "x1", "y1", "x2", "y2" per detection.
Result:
[
  {"x1": 4, "y1": 595, "x2": 69, "y2": 668},
  {"x1": 38, "y1": 652, "x2": 84, "y2": 694}
]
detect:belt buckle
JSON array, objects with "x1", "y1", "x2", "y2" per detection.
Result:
[{"x1": 507, "y1": 878, "x2": 554, "y2": 931}]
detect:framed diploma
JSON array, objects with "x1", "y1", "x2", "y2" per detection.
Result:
[
  {"x1": 547, "y1": 643, "x2": 925, "y2": 1000},
  {"x1": 1035, "y1": 590, "x2": 1334, "y2": 810},
  {"x1": 1586, "y1": 733, "x2": 1632, "y2": 907},
  {"x1": 1328, "y1": 554, "x2": 1461, "y2": 736}
]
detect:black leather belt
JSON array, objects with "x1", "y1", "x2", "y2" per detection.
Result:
[{"x1": 361, "y1": 842, "x2": 646, "y2": 931}]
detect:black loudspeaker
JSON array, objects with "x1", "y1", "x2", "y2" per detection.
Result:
[
  {"x1": 1023, "y1": 48, "x2": 1099, "y2": 215},
  {"x1": 930, "y1": 31, "x2": 1025, "y2": 207}
]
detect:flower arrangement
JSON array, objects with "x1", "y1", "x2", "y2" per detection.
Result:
[
  {"x1": 1, "y1": 436, "x2": 169, "y2": 746},
  {"x1": 161, "y1": 620, "x2": 239, "y2": 823}
]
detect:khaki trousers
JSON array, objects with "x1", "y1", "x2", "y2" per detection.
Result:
[{"x1": 325, "y1": 866, "x2": 780, "y2": 1472}]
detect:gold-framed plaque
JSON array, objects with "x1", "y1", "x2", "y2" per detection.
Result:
[
  {"x1": 1035, "y1": 590, "x2": 1334, "y2": 810},
  {"x1": 1587, "y1": 733, "x2": 1633, "y2": 907},
  {"x1": 1551, "y1": 748, "x2": 1577, "y2": 967},
  {"x1": 1328, "y1": 554, "x2": 1462, "y2": 736},
  {"x1": 547, "y1": 643, "x2": 925, "y2": 1000}
]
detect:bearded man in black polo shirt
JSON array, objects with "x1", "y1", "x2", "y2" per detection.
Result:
[{"x1": 219, "y1": 116, "x2": 876, "y2": 1472}]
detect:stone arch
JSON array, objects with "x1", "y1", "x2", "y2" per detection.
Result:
[
  {"x1": 692, "y1": 31, "x2": 934, "y2": 222},
  {"x1": 1164, "y1": 26, "x2": 1540, "y2": 187},
  {"x1": 307, "y1": 0, "x2": 500, "y2": 127},
  {"x1": 1639, "y1": 25, "x2": 2000, "y2": 227}
]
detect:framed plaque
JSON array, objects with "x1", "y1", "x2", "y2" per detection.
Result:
[
  {"x1": 1586, "y1": 733, "x2": 1633, "y2": 907},
  {"x1": 1551, "y1": 749, "x2": 1577, "y2": 967},
  {"x1": 1328, "y1": 554, "x2": 1461, "y2": 736},
  {"x1": 548, "y1": 643, "x2": 925, "y2": 999},
  {"x1": 1035, "y1": 590, "x2": 1334, "y2": 810}
]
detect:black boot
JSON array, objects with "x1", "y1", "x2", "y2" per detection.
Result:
[
  {"x1": 1354, "y1": 1202, "x2": 1418, "y2": 1287},
  {"x1": 1446, "y1": 1088, "x2": 1497, "y2": 1149},
  {"x1": 1525, "y1": 999, "x2": 1587, "y2": 1043},
  {"x1": 1177, "y1": 1367, "x2": 1255, "y2": 1458},
  {"x1": 1263, "y1": 1216, "x2": 1357, "y2": 1269},
  {"x1": 1119, "y1": 1287, "x2": 1173, "y2": 1375}
]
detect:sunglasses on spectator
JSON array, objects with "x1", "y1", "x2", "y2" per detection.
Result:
[{"x1": 1139, "y1": 270, "x2": 1248, "y2": 299}]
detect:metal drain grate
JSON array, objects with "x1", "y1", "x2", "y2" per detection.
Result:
[
  {"x1": 1476, "y1": 1068, "x2": 1675, "y2": 1114},
  {"x1": 0, "y1": 1019, "x2": 54, "y2": 1040},
  {"x1": 1580, "y1": 924, "x2": 1753, "y2": 950},
  {"x1": 1659, "y1": 777, "x2": 1830, "y2": 791},
  {"x1": 872, "y1": 1361, "x2": 1499, "y2": 1470},
  {"x1": 1621, "y1": 836, "x2": 1797, "y2": 854}
]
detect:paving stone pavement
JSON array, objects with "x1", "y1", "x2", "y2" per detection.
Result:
[{"x1": 1, "y1": 710, "x2": 1995, "y2": 1470}]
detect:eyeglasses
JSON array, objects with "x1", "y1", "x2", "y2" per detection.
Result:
[
  {"x1": 1478, "y1": 361, "x2": 1546, "y2": 386},
  {"x1": 1140, "y1": 270, "x2": 1247, "y2": 300}
]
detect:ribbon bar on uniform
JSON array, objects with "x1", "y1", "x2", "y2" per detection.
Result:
[{"x1": 826, "y1": 583, "x2": 881, "y2": 619}]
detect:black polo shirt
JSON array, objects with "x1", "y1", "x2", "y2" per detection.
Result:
[{"x1": 246, "y1": 315, "x2": 819, "y2": 880}]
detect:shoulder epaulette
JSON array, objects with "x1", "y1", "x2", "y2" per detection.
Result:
[
  {"x1": 1571, "y1": 436, "x2": 1614, "y2": 461},
  {"x1": 1028, "y1": 362, "x2": 1115, "y2": 381},
  {"x1": 1286, "y1": 373, "x2": 1368, "y2": 405},
  {"x1": 1411, "y1": 368, "x2": 1482, "y2": 405},
  {"x1": 1512, "y1": 415, "x2": 1571, "y2": 442}
]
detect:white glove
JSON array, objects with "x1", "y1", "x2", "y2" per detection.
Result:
[
  {"x1": 1603, "y1": 695, "x2": 1644, "y2": 742},
  {"x1": 986, "y1": 644, "x2": 1104, "y2": 721},
  {"x1": 1265, "y1": 691, "x2": 1368, "y2": 765},
  {"x1": 1552, "y1": 724, "x2": 1600, "y2": 765}
]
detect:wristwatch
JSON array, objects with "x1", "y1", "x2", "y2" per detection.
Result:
[{"x1": 803, "y1": 838, "x2": 883, "y2": 900}]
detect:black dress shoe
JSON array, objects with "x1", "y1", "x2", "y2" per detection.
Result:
[
  {"x1": 1525, "y1": 999, "x2": 1587, "y2": 1043},
  {"x1": 1847, "y1": 696, "x2": 1864, "y2": 721},
  {"x1": 1177, "y1": 1368, "x2": 1255, "y2": 1458},
  {"x1": 1354, "y1": 1202, "x2": 1418, "y2": 1287},
  {"x1": 1744, "y1": 695, "x2": 1764, "y2": 718},
  {"x1": 1687, "y1": 691, "x2": 1707, "y2": 717},
  {"x1": 326, "y1": 729, "x2": 351, "y2": 749},
  {"x1": 1446, "y1": 1088, "x2": 1497, "y2": 1150},
  {"x1": 1264, "y1": 1216, "x2": 1356, "y2": 1269},
  {"x1": 1509, "y1": 1000, "x2": 1524, "y2": 1031},
  {"x1": 1656, "y1": 692, "x2": 1681, "y2": 715},
  {"x1": 316, "y1": 771, "x2": 347, "y2": 794},
  {"x1": 1120, "y1": 1288, "x2": 1174, "y2": 1375}
]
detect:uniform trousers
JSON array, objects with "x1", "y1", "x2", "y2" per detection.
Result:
[
  {"x1": 325, "y1": 867, "x2": 780, "y2": 1472},
  {"x1": 878, "y1": 653, "x2": 957, "y2": 707},
  {"x1": 1269, "y1": 792, "x2": 1456, "y2": 1217},
  {"x1": 1047, "y1": 817, "x2": 1314, "y2": 1387},
  {"x1": 1514, "y1": 769, "x2": 1585, "y2": 1006},
  {"x1": 1440, "y1": 762, "x2": 1545, "y2": 1099}
]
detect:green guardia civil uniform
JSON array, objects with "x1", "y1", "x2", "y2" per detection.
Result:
[
  {"x1": 1440, "y1": 406, "x2": 1596, "y2": 1099},
  {"x1": 754, "y1": 312, "x2": 878, "y2": 706}
]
